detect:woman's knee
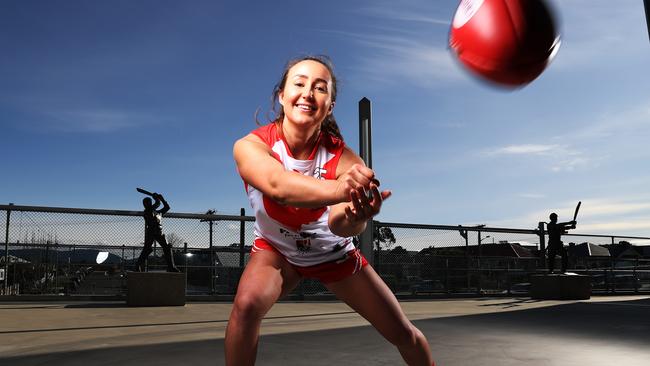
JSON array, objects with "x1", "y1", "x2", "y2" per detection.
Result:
[
  {"x1": 231, "y1": 292, "x2": 273, "y2": 323},
  {"x1": 385, "y1": 322, "x2": 421, "y2": 347}
]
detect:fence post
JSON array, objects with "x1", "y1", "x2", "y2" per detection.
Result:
[
  {"x1": 476, "y1": 230, "x2": 482, "y2": 294},
  {"x1": 209, "y1": 218, "x2": 213, "y2": 293},
  {"x1": 445, "y1": 258, "x2": 450, "y2": 294},
  {"x1": 54, "y1": 242, "x2": 59, "y2": 293},
  {"x1": 537, "y1": 222, "x2": 546, "y2": 269},
  {"x1": 464, "y1": 233, "x2": 470, "y2": 290},
  {"x1": 45, "y1": 241, "x2": 50, "y2": 292},
  {"x1": 634, "y1": 257, "x2": 639, "y2": 294},
  {"x1": 183, "y1": 242, "x2": 188, "y2": 294},
  {"x1": 506, "y1": 260, "x2": 511, "y2": 295},
  {"x1": 239, "y1": 208, "x2": 246, "y2": 268},
  {"x1": 358, "y1": 97, "x2": 374, "y2": 266},
  {"x1": 3, "y1": 203, "x2": 12, "y2": 295},
  {"x1": 201, "y1": 210, "x2": 216, "y2": 294}
]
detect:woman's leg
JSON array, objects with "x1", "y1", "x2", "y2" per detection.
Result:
[
  {"x1": 225, "y1": 249, "x2": 301, "y2": 366},
  {"x1": 325, "y1": 265, "x2": 434, "y2": 366}
]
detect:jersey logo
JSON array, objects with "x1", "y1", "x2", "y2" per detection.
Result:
[
  {"x1": 313, "y1": 167, "x2": 327, "y2": 180},
  {"x1": 279, "y1": 228, "x2": 317, "y2": 253}
]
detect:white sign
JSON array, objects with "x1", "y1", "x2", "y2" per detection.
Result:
[{"x1": 0, "y1": 269, "x2": 5, "y2": 281}]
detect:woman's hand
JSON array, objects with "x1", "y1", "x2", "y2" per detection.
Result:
[
  {"x1": 333, "y1": 163, "x2": 377, "y2": 203},
  {"x1": 343, "y1": 182, "x2": 392, "y2": 224}
]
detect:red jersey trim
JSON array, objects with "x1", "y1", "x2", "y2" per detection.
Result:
[{"x1": 251, "y1": 123, "x2": 345, "y2": 158}]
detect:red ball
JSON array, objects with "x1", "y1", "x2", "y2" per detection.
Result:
[{"x1": 449, "y1": 0, "x2": 561, "y2": 88}]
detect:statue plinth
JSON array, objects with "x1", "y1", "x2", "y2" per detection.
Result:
[
  {"x1": 127, "y1": 271, "x2": 186, "y2": 306},
  {"x1": 530, "y1": 273, "x2": 591, "y2": 300}
]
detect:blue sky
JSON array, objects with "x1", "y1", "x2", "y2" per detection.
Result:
[{"x1": 2, "y1": 0, "x2": 649, "y2": 238}]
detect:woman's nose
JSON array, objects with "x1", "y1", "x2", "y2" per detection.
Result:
[{"x1": 302, "y1": 87, "x2": 314, "y2": 99}]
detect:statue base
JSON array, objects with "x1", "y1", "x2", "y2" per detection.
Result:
[
  {"x1": 127, "y1": 271, "x2": 186, "y2": 306},
  {"x1": 530, "y1": 273, "x2": 591, "y2": 300}
]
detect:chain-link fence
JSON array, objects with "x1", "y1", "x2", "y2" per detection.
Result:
[
  {"x1": 371, "y1": 223, "x2": 543, "y2": 296},
  {"x1": 2, "y1": 204, "x2": 649, "y2": 298},
  {"x1": 373, "y1": 222, "x2": 650, "y2": 296},
  {"x1": 0, "y1": 204, "x2": 254, "y2": 296}
]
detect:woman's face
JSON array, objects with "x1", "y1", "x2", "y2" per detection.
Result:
[{"x1": 279, "y1": 60, "x2": 334, "y2": 129}]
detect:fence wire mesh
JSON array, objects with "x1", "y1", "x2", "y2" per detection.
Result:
[{"x1": 1, "y1": 205, "x2": 649, "y2": 297}]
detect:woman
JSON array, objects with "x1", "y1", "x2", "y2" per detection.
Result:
[{"x1": 227, "y1": 55, "x2": 434, "y2": 366}]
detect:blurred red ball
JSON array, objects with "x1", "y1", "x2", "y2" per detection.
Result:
[{"x1": 449, "y1": 0, "x2": 561, "y2": 88}]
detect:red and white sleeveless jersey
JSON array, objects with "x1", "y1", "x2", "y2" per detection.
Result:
[{"x1": 244, "y1": 123, "x2": 354, "y2": 267}]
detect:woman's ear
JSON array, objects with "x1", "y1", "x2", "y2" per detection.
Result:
[{"x1": 328, "y1": 101, "x2": 335, "y2": 115}]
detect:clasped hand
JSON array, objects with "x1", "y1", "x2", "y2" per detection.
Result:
[{"x1": 336, "y1": 164, "x2": 391, "y2": 223}]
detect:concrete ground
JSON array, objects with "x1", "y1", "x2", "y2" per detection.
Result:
[{"x1": 1, "y1": 296, "x2": 649, "y2": 365}]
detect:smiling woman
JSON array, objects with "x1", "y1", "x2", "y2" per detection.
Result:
[
  {"x1": 226, "y1": 55, "x2": 434, "y2": 366},
  {"x1": 266, "y1": 55, "x2": 343, "y2": 143}
]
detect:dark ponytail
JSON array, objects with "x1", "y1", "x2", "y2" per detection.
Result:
[{"x1": 321, "y1": 116, "x2": 342, "y2": 140}]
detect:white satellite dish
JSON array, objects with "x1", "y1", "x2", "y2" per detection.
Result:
[{"x1": 96, "y1": 252, "x2": 109, "y2": 264}]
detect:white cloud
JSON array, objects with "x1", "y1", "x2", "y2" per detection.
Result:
[
  {"x1": 352, "y1": 6, "x2": 451, "y2": 26},
  {"x1": 324, "y1": 29, "x2": 459, "y2": 86},
  {"x1": 577, "y1": 219, "x2": 650, "y2": 234},
  {"x1": 551, "y1": 0, "x2": 647, "y2": 70},
  {"x1": 487, "y1": 144, "x2": 559, "y2": 155},
  {"x1": 44, "y1": 108, "x2": 159, "y2": 133},
  {"x1": 482, "y1": 143, "x2": 594, "y2": 172},
  {"x1": 573, "y1": 101, "x2": 650, "y2": 140},
  {"x1": 493, "y1": 100, "x2": 650, "y2": 174},
  {"x1": 489, "y1": 196, "x2": 650, "y2": 238},
  {"x1": 525, "y1": 199, "x2": 650, "y2": 223},
  {"x1": 574, "y1": 200, "x2": 650, "y2": 218},
  {"x1": 321, "y1": 2, "x2": 461, "y2": 87},
  {"x1": 518, "y1": 193, "x2": 546, "y2": 199},
  {"x1": 549, "y1": 156, "x2": 593, "y2": 172}
]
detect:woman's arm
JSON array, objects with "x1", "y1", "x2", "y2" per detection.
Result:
[
  {"x1": 233, "y1": 134, "x2": 373, "y2": 208},
  {"x1": 328, "y1": 147, "x2": 391, "y2": 237}
]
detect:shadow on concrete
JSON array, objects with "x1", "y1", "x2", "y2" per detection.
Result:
[
  {"x1": 0, "y1": 319, "x2": 229, "y2": 335},
  {"x1": 64, "y1": 302, "x2": 129, "y2": 309},
  {"x1": 0, "y1": 305, "x2": 64, "y2": 310},
  {"x1": 475, "y1": 297, "x2": 545, "y2": 309},
  {"x1": 0, "y1": 339, "x2": 220, "y2": 366},
  {"x1": 0, "y1": 311, "x2": 357, "y2": 336},
  {"x1": 1, "y1": 298, "x2": 648, "y2": 366}
]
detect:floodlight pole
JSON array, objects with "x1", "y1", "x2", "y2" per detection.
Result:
[{"x1": 359, "y1": 98, "x2": 374, "y2": 265}]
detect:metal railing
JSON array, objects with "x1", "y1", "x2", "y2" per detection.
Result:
[{"x1": 2, "y1": 204, "x2": 649, "y2": 298}]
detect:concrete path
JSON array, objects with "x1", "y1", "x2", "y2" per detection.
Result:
[{"x1": 1, "y1": 296, "x2": 648, "y2": 365}]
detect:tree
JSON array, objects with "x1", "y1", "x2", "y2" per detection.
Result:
[
  {"x1": 391, "y1": 245, "x2": 408, "y2": 256},
  {"x1": 166, "y1": 233, "x2": 184, "y2": 248},
  {"x1": 373, "y1": 226, "x2": 396, "y2": 251}
]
